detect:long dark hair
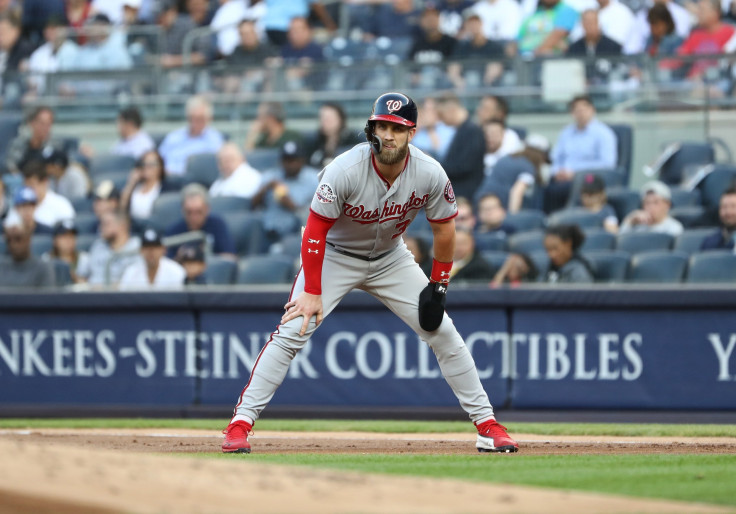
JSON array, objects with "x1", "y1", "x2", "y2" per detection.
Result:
[
  {"x1": 137, "y1": 150, "x2": 166, "y2": 184},
  {"x1": 545, "y1": 224, "x2": 594, "y2": 273}
]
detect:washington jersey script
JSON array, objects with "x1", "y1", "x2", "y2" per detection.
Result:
[{"x1": 310, "y1": 143, "x2": 458, "y2": 258}]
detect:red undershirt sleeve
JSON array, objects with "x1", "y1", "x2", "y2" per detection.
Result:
[{"x1": 301, "y1": 210, "x2": 337, "y2": 295}]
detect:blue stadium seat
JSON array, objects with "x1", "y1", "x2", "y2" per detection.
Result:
[
  {"x1": 686, "y1": 251, "x2": 736, "y2": 283},
  {"x1": 508, "y1": 230, "x2": 545, "y2": 254},
  {"x1": 270, "y1": 233, "x2": 302, "y2": 260},
  {"x1": 209, "y1": 195, "x2": 251, "y2": 215},
  {"x1": 204, "y1": 257, "x2": 237, "y2": 285},
  {"x1": 237, "y1": 255, "x2": 296, "y2": 284},
  {"x1": 608, "y1": 123, "x2": 633, "y2": 183},
  {"x1": 584, "y1": 250, "x2": 630, "y2": 283},
  {"x1": 184, "y1": 153, "x2": 219, "y2": 188},
  {"x1": 529, "y1": 250, "x2": 550, "y2": 276},
  {"x1": 565, "y1": 169, "x2": 625, "y2": 208},
  {"x1": 504, "y1": 209, "x2": 546, "y2": 232},
  {"x1": 616, "y1": 232, "x2": 674, "y2": 254},
  {"x1": 658, "y1": 142, "x2": 715, "y2": 185},
  {"x1": 548, "y1": 208, "x2": 603, "y2": 229},
  {"x1": 223, "y1": 211, "x2": 267, "y2": 256},
  {"x1": 606, "y1": 187, "x2": 639, "y2": 221},
  {"x1": 627, "y1": 250, "x2": 689, "y2": 283},
  {"x1": 670, "y1": 205, "x2": 707, "y2": 228},
  {"x1": 669, "y1": 188, "x2": 701, "y2": 208},
  {"x1": 246, "y1": 148, "x2": 280, "y2": 172},
  {"x1": 75, "y1": 212, "x2": 99, "y2": 234},
  {"x1": 480, "y1": 251, "x2": 509, "y2": 272},
  {"x1": 581, "y1": 228, "x2": 615, "y2": 251},
  {"x1": 71, "y1": 195, "x2": 94, "y2": 214},
  {"x1": 51, "y1": 259, "x2": 73, "y2": 287},
  {"x1": 31, "y1": 235, "x2": 53, "y2": 257},
  {"x1": 699, "y1": 164, "x2": 736, "y2": 212},
  {"x1": 89, "y1": 153, "x2": 136, "y2": 175},
  {"x1": 674, "y1": 228, "x2": 718, "y2": 254},
  {"x1": 475, "y1": 232, "x2": 508, "y2": 252},
  {"x1": 149, "y1": 192, "x2": 183, "y2": 233}
]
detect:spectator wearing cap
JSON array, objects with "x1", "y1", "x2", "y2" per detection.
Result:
[
  {"x1": 119, "y1": 228, "x2": 186, "y2": 290},
  {"x1": 92, "y1": 179, "x2": 121, "y2": 222},
  {"x1": 579, "y1": 173, "x2": 619, "y2": 233},
  {"x1": 546, "y1": 95, "x2": 617, "y2": 213},
  {"x1": 450, "y1": 226, "x2": 495, "y2": 284},
  {"x1": 44, "y1": 219, "x2": 89, "y2": 283},
  {"x1": 22, "y1": 159, "x2": 76, "y2": 228},
  {"x1": 45, "y1": 147, "x2": 90, "y2": 201},
  {"x1": 244, "y1": 101, "x2": 302, "y2": 152},
  {"x1": 111, "y1": 107, "x2": 155, "y2": 160},
  {"x1": 5, "y1": 106, "x2": 58, "y2": 175},
  {"x1": 78, "y1": 209, "x2": 141, "y2": 285},
  {"x1": 0, "y1": 215, "x2": 56, "y2": 288},
  {"x1": 252, "y1": 140, "x2": 319, "y2": 242},
  {"x1": 620, "y1": 180, "x2": 683, "y2": 237},
  {"x1": 165, "y1": 184, "x2": 236, "y2": 259},
  {"x1": 209, "y1": 143, "x2": 262, "y2": 200},
  {"x1": 121, "y1": 150, "x2": 176, "y2": 221},
  {"x1": 475, "y1": 133, "x2": 550, "y2": 213},
  {"x1": 175, "y1": 243, "x2": 207, "y2": 285},
  {"x1": 158, "y1": 95, "x2": 225, "y2": 176},
  {"x1": 447, "y1": 11, "x2": 504, "y2": 90},
  {"x1": 701, "y1": 185, "x2": 736, "y2": 251},
  {"x1": 157, "y1": 0, "x2": 209, "y2": 68},
  {"x1": 8, "y1": 186, "x2": 54, "y2": 234}
]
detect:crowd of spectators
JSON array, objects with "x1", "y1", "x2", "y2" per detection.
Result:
[
  {"x1": 3, "y1": 0, "x2": 736, "y2": 105},
  {"x1": 1, "y1": 88, "x2": 736, "y2": 290}
]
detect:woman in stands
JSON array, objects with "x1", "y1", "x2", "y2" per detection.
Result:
[
  {"x1": 304, "y1": 102, "x2": 362, "y2": 169},
  {"x1": 45, "y1": 219, "x2": 89, "y2": 283},
  {"x1": 120, "y1": 149, "x2": 174, "y2": 222},
  {"x1": 543, "y1": 224, "x2": 595, "y2": 283}
]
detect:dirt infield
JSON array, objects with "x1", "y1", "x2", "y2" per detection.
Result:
[{"x1": 1, "y1": 428, "x2": 735, "y2": 514}]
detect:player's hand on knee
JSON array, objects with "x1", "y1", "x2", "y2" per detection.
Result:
[
  {"x1": 418, "y1": 281, "x2": 447, "y2": 332},
  {"x1": 281, "y1": 292, "x2": 323, "y2": 336}
]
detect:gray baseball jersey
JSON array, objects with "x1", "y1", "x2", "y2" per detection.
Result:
[{"x1": 311, "y1": 143, "x2": 458, "y2": 257}]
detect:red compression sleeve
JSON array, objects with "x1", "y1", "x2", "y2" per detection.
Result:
[{"x1": 301, "y1": 210, "x2": 336, "y2": 295}]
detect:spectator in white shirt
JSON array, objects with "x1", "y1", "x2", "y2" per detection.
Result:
[
  {"x1": 120, "y1": 149, "x2": 168, "y2": 221},
  {"x1": 21, "y1": 159, "x2": 75, "y2": 228},
  {"x1": 111, "y1": 106, "x2": 155, "y2": 160},
  {"x1": 44, "y1": 147, "x2": 90, "y2": 201},
  {"x1": 620, "y1": 180, "x2": 684, "y2": 237},
  {"x1": 77, "y1": 209, "x2": 141, "y2": 286},
  {"x1": 119, "y1": 228, "x2": 186, "y2": 290},
  {"x1": 209, "y1": 142, "x2": 262, "y2": 200},
  {"x1": 472, "y1": 0, "x2": 523, "y2": 42},
  {"x1": 27, "y1": 17, "x2": 78, "y2": 95}
]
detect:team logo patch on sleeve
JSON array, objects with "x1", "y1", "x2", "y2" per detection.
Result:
[
  {"x1": 443, "y1": 180, "x2": 456, "y2": 203},
  {"x1": 316, "y1": 183, "x2": 336, "y2": 203}
]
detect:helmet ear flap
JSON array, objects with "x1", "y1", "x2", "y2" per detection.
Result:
[{"x1": 364, "y1": 121, "x2": 382, "y2": 154}]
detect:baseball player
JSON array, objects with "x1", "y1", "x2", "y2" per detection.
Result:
[{"x1": 222, "y1": 92, "x2": 518, "y2": 454}]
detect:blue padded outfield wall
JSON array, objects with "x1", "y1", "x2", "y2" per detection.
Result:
[{"x1": 0, "y1": 287, "x2": 735, "y2": 411}]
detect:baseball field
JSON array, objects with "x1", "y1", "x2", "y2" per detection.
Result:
[{"x1": 1, "y1": 418, "x2": 735, "y2": 513}]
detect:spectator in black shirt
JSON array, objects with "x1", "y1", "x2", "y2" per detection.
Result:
[
  {"x1": 409, "y1": 2, "x2": 456, "y2": 88},
  {"x1": 220, "y1": 19, "x2": 277, "y2": 94},
  {"x1": 566, "y1": 9, "x2": 622, "y2": 86}
]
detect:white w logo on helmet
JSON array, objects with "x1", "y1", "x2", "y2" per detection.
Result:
[{"x1": 386, "y1": 100, "x2": 403, "y2": 112}]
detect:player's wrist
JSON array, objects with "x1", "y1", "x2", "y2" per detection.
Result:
[{"x1": 430, "y1": 258, "x2": 453, "y2": 285}]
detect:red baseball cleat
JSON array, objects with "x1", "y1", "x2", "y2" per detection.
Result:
[
  {"x1": 475, "y1": 419, "x2": 519, "y2": 453},
  {"x1": 222, "y1": 420, "x2": 252, "y2": 453}
]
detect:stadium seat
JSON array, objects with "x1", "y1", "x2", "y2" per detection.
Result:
[
  {"x1": 584, "y1": 250, "x2": 630, "y2": 283},
  {"x1": 657, "y1": 142, "x2": 715, "y2": 185},
  {"x1": 184, "y1": 153, "x2": 219, "y2": 188},
  {"x1": 204, "y1": 257, "x2": 237, "y2": 285},
  {"x1": 71, "y1": 196, "x2": 94, "y2": 214},
  {"x1": 580, "y1": 228, "x2": 615, "y2": 251},
  {"x1": 223, "y1": 211, "x2": 267, "y2": 256},
  {"x1": 548, "y1": 208, "x2": 603, "y2": 229},
  {"x1": 674, "y1": 228, "x2": 718, "y2": 254},
  {"x1": 529, "y1": 250, "x2": 550, "y2": 276},
  {"x1": 508, "y1": 230, "x2": 545, "y2": 254},
  {"x1": 209, "y1": 195, "x2": 251, "y2": 215},
  {"x1": 270, "y1": 233, "x2": 302, "y2": 260},
  {"x1": 606, "y1": 187, "x2": 640, "y2": 221},
  {"x1": 670, "y1": 205, "x2": 707, "y2": 228},
  {"x1": 686, "y1": 251, "x2": 736, "y2": 283},
  {"x1": 475, "y1": 232, "x2": 508, "y2": 252},
  {"x1": 76, "y1": 233, "x2": 97, "y2": 252},
  {"x1": 480, "y1": 251, "x2": 508, "y2": 273},
  {"x1": 246, "y1": 148, "x2": 280, "y2": 172},
  {"x1": 669, "y1": 188, "x2": 701, "y2": 208},
  {"x1": 237, "y1": 255, "x2": 296, "y2": 285},
  {"x1": 699, "y1": 164, "x2": 736, "y2": 213},
  {"x1": 30, "y1": 235, "x2": 53, "y2": 257},
  {"x1": 616, "y1": 232, "x2": 673, "y2": 254},
  {"x1": 89, "y1": 153, "x2": 136, "y2": 175},
  {"x1": 75, "y1": 212, "x2": 99, "y2": 234},
  {"x1": 149, "y1": 192, "x2": 183, "y2": 233},
  {"x1": 608, "y1": 123, "x2": 633, "y2": 183},
  {"x1": 52, "y1": 259, "x2": 73, "y2": 287},
  {"x1": 627, "y1": 250, "x2": 689, "y2": 283},
  {"x1": 504, "y1": 209, "x2": 546, "y2": 232}
]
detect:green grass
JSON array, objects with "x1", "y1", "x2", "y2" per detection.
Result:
[
  {"x1": 1, "y1": 418, "x2": 736, "y2": 437},
  {"x1": 211, "y1": 453, "x2": 736, "y2": 507}
]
